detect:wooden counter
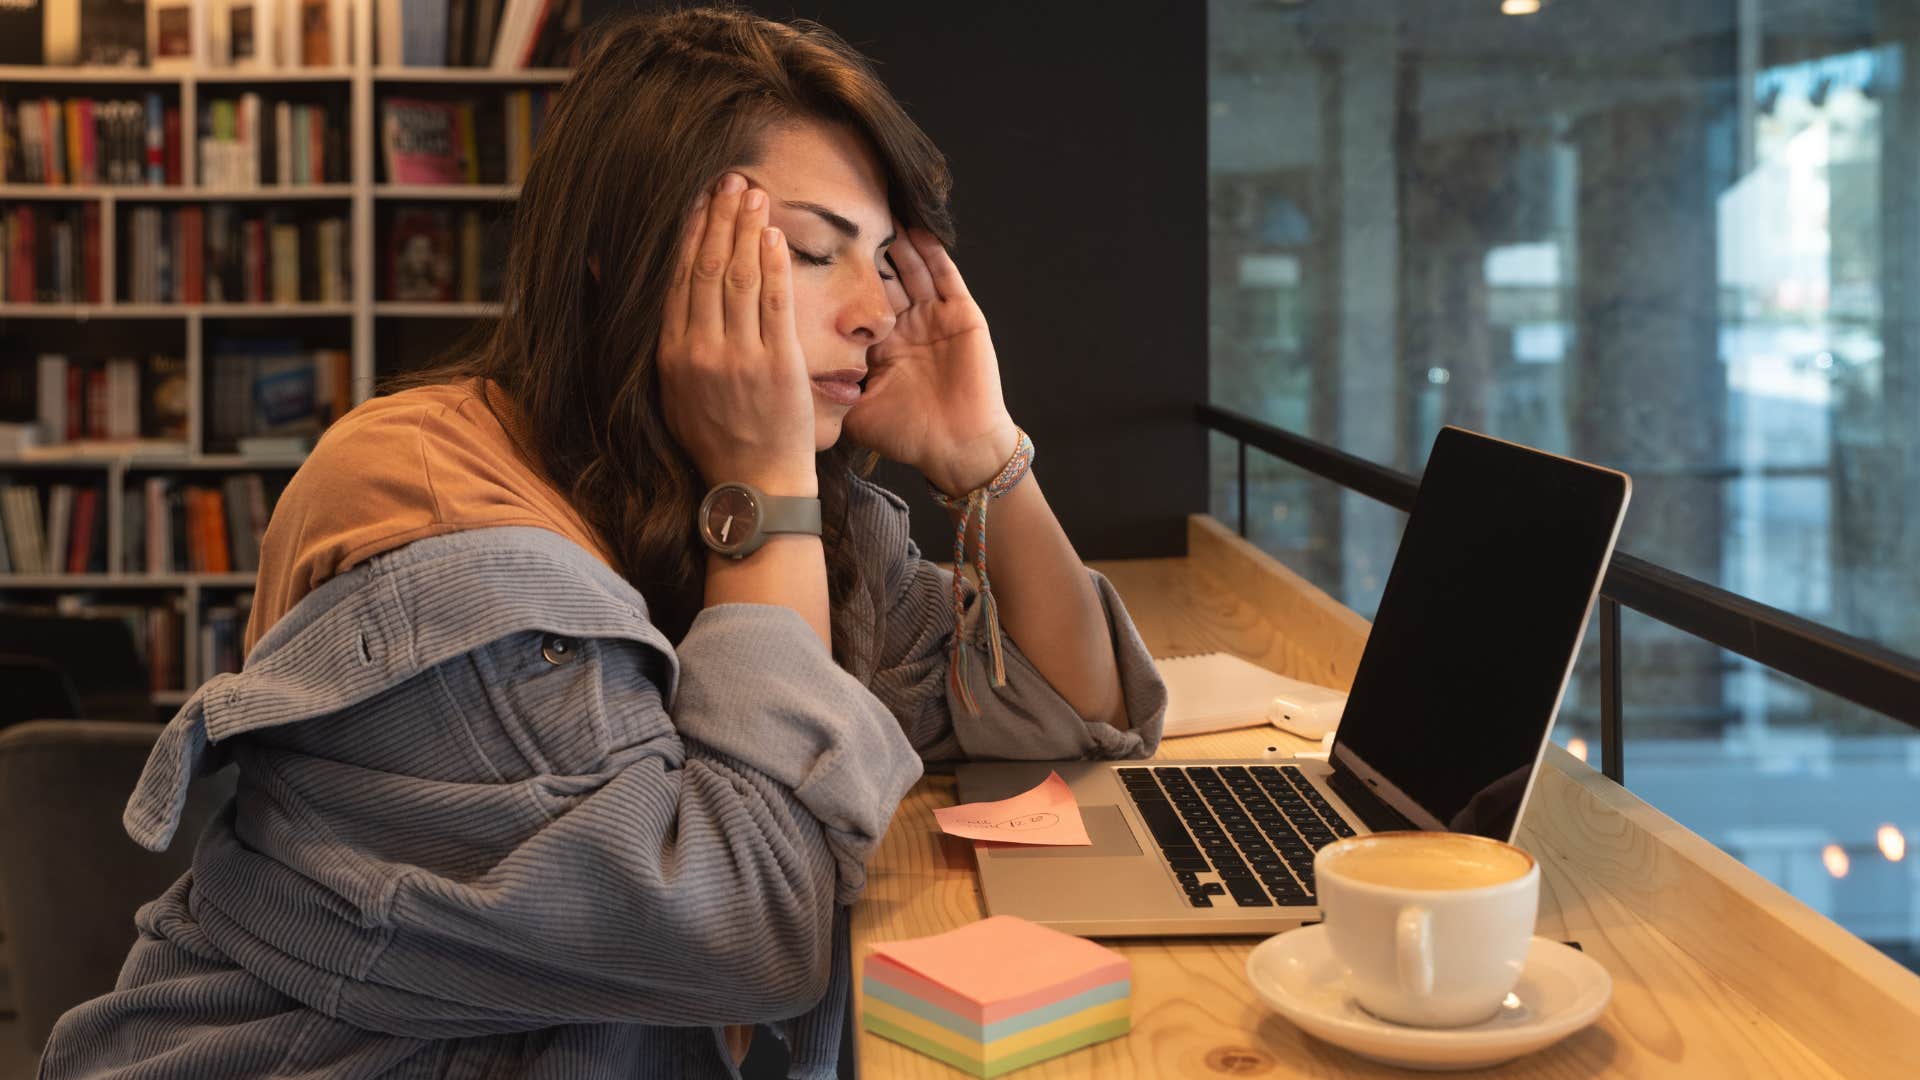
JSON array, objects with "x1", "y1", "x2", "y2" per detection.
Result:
[{"x1": 850, "y1": 516, "x2": 1920, "y2": 1078}]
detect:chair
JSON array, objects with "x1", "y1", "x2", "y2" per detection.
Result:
[
  {"x1": 0, "y1": 657, "x2": 83, "y2": 732},
  {"x1": 0, "y1": 720, "x2": 236, "y2": 1051},
  {"x1": 0, "y1": 611, "x2": 152, "y2": 730},
  {"x1": 0, "y1": 609, "x2": 158, "y2": 1036}
]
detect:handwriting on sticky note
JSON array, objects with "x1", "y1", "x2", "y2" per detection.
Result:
[{"x1": 934, "y1": 771, "x2": 1091, "y2": 845}]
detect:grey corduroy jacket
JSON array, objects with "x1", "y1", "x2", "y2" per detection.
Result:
[{"x1": 39, "y1": 478, "x2": 1167, "y2": 1079}]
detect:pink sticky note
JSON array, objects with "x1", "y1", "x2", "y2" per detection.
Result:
[
  {"x1": 933, "y1": 770, "x2": 1091, "y2": 845},
  {"x1": 867, "y1": 915, "x2": 1130, "y2": 1020}
]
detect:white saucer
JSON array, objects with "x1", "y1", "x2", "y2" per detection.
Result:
[{"x1": 1246, "y1": 926, "x2": 1612, "y2": 1071}]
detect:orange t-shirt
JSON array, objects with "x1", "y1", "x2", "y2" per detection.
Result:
[{"x1": 244, "y1": 378, "x2": 614, "y2": 655}]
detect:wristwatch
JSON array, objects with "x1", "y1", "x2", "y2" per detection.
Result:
[{"x1": 697, "y1": 481, "x2": 822, "y2": 559}]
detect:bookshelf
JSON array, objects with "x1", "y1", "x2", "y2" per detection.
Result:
[{"x1": 1, "y1": 3, "x2": 573, "y2": 713}]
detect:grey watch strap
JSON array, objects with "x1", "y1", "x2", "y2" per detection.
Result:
[{"x1": 759, "y1": 493, "x2": 823, "y2": 537}]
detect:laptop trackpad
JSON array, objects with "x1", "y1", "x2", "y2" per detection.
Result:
[{"x1": 981, "y1": 805, "x2": 1142, "y2": 859}]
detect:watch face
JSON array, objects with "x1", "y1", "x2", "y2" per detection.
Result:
[{"x1": 703, "y1": 486, "x2": 760, "y2": 553}]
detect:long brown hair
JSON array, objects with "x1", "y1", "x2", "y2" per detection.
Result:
[{"x1": 388, "y1": 4, "x2": 955, "y2": 659}]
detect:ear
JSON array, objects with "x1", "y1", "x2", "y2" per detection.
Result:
[{"x1": 587, "y1": 254, "x2": 601, "y2": 282}]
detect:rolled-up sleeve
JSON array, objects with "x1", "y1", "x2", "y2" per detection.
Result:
[
  {"x1": 867, "y1": 537, "x2": 1168, "y2": 764},
  {"x1": 321, "y1": 605, "x2": 923, "y2": 1037}
]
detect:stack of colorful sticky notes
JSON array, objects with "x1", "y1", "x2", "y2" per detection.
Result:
[{"x1": 862, "y1": 915, "x2": 1131, "y2": 1077}]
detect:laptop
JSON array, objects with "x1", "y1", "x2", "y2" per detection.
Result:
[{"x1": 955, "y1": 426, "x2": 1631, "y2": 936}]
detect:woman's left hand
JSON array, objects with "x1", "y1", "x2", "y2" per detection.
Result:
[{"x1": 844, "y1": 225, "x2": 1019, "y2": 496}]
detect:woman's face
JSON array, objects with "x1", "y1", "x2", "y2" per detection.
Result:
[{"x1": 735, "y1": 121, "x2": 902, "y2": 451}]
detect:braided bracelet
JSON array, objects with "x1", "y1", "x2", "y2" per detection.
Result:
[{"x1": 925, "y1": 429, "x2": 1035, "y2": 716}]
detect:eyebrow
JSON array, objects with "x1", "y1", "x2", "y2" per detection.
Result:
[{"x1": 780, "y1": 198, "x2": 897, "y2": 249}]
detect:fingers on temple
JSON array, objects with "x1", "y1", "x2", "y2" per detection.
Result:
[
  {"x1": 662, "y1": 193, "x2": 709, "y2": 346},
  {"x1": 689, "y1": 179, "x2": 742, "y2": 348},
  {"x1": 890, "y1": 229, "x2": 939, "y2": 304},
  {"x1": 725, "y1": 185, "x2": 768, "y2": 343},
  {"x1": 912, "y1": 228, "x2": 971, "y2": 302}
]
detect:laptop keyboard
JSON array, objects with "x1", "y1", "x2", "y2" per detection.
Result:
[{"x1": 1118, "y1": 765, "x2": 1356, "y2": 909}]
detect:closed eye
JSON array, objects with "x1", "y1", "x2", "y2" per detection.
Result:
[{"x1": 790, "y1": 246, "x2": 897, "y2": 282}]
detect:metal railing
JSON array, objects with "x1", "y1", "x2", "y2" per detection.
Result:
[{"x1": 1199, "y1": 403, "x2": 1920, "y2": 784}]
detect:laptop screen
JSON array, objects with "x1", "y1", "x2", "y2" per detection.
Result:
[{"x1": 1329, "y1": 427, "x2": 1630, "y2": 842}]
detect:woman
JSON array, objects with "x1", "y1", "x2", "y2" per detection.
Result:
[{"x1": 40, "y1": 7, "x2": 1165, "y2": 1078}]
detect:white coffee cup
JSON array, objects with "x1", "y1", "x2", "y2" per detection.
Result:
[{"x1": 1314, "y1": 830, "x2": 1540, "y2": 1028}]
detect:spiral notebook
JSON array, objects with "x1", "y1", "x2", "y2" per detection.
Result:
[{"x1": 1152, "y1": 652, "x2": 1345, "y2": 739}]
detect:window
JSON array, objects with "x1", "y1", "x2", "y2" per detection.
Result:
[{"x1": 1210, "y1": 0, "x2": 1919, "y2": 971}]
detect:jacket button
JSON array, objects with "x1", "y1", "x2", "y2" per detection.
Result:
[{"x1": 542, "y1": 635, "x2": 579, "y2": 665}]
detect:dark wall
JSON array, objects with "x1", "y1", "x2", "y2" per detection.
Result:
[{"x1": 585, "y1": 0, "x2": 1207, "y2": 558}]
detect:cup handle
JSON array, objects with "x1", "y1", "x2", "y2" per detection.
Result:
[{"x1": 1395, "y1": 906, "x2": 1433, "y2": 997}]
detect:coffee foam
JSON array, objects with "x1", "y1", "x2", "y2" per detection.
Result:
[{"x1": 1323, "y1": 832, "x2": 1533, "y2": 890}]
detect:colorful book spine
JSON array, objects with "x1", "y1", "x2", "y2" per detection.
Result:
[{"x1": 146, "y1": 92, "x2": 166, "y2": 185}]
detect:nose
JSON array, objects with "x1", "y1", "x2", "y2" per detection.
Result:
[{"x1": 837, "y1": 262, "x2": 898, "y2": 343}]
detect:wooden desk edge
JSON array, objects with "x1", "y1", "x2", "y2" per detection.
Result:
[
  {"x1": 1529, "y1": 743, "x2": 1920, "y2": 1071},
  {"x1": 1184, "y1": 514, "x2": 1369, "y2": 689}
]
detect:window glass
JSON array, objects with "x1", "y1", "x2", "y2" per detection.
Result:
[{"x1": 1210, "y1": 0, "x2": 1919, "y2": 970}]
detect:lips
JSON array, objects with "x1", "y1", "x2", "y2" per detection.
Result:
[{"x1": 811, "y1": 368, "x2": 866, "y2": 407}]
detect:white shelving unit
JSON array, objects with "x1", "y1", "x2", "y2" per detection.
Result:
[{"x1": 1, "y1": 7, "x2": 570, "y2": 709}]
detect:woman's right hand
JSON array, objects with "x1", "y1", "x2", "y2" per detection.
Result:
[{"x1": 658, "y1": 172, "x2": 818, "y2": 496}]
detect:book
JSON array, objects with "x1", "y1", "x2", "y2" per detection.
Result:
[
  {"x1": 403, "y1": 0, "x2": 448, "y2": 66},
  {"x1": 145, "y1": 91, "x2": 164, "y2": 183},
  {"x1": 527, "y1": 0, "x2": 579, "y2": 69},
  {"x1": 43, "y1": 483, "x2": 72, "y2": 576},
  {"x1": 454, "y1": 102, "x2": 477, "y2": 182},
  {"x1": 446, "y1": 0, "x2": 468, "y2": 66},
  {"x1": 389, "y1": 207, "x2": 453, "y2": 300},
  {"x1": 270, "y1": 219, "x2": 300, "y2": 301},
  {"x1": 0, "y1": 488, "x2": 23, "y2": 572},
  {"x1": 3, "y1": 485, "x2": 47, "y2": 573},
  {"x1": 162, "y1": 101, "x2": 180, "y2": 183},
  {"x1": 0, "y1": 423, "x2": 38, "y2": 456},
  {"x1": 299, "y1": 0, "x2": 329, "y2": 65},
  {"x1": 381, "y1": 98, "x2": 464, "y2": 183},
  {"x1": 36, "y1": 354, "x2": 67, "y2": 444},
  {"x1": 146, "y1": 353, "x2": 188, "y2": 439},
  {"x1": 82, "y1": 200, "x2": 101, "y2": 300},
  {"x1": 143, "y1": 475, "x2": 168, "y2": 572},
  {"x1": 149, "y1": 2, "x2": 192, "y2": 69},
  {"x1": 492, "y1": 0, "x2": 550, "y2": 71},
  {"x1": 376, "y1": 0, "x2": 401, "y2": 66},
  {"x1": 46, "y1": 98, "x2": 65, "y2": 183},
  {"x1": 471, "y1": 0, "x2": 507, "y2": 66},
  {"x1": 105, "y1": 357, "x2": 139, "y2": 439},
  {"x1": 246, "y1": 342, "x2": 318, "y2": 435},
  {"x1": 231, "y1": 2, "x2": 257, "y2": 62},
  {"x1": 66, "y1": 485, "x2": 98, "y2": 572},
  {"x1": 332, "y1": 0, "x2": 352, "y2": 65},
  {"x1": 222, "y1": 474, "x2": 257, "y2": 570},
  {"x1": 1152, "y1": 652, "x2": 1348, "y2": 739},
  {"x1": 311, "y1": 347, "x2": 350, "y2": 423},
  {"x1": 121, "y1": 484, "x2": 141, "y2": 570}
]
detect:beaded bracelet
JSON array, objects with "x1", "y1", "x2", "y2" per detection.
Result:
[{"x1": 925, "y1": 429, "x2": 1035, "y2": 716}]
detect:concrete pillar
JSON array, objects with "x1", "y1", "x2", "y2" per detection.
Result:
[
  {"x1": 1568, "y1": 88, "x2": 1731, "y2": 725},
  {"x1": 1837, "y1": 2, "x2": 1920, "y2": 674},
  {"x1": 1331, "y1": 26, "x2": 1404, "y2": 614}
]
